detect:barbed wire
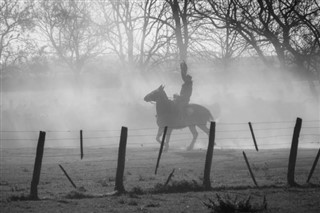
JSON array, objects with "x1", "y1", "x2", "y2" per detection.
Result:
[
  {"x1": 1, "y1": 119, "x2": 318, "y2": 133},
  {"x1": 1, "y1": 120, "x2": 319, "y2": 191},
  {"x1": 2, "y1": 132, "x2": 318, "y2": 143},
  {"x1": 1, "y1": 120, "x2": 318, "y2": 136}
]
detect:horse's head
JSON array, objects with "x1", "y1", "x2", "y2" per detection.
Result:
[{"x1": 144, "y1": 85, "x2": 166, "y2": 103}]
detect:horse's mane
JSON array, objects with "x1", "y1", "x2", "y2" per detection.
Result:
[
  {"x1": 159, "y1": 88, "x2": 170, "y2": 101},
  {"x1": 156, "y1": 88, "x2": 175, "y2": 115}
]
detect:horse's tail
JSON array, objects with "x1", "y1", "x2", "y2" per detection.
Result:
[
  {"x1": 209, "y1": 111, "x2": 214, "y2": 121},
  {"x1": 204, "y1": 105, "x2": 220, "y2": 123},
  {"x1": 211, "y1": 102, "x2": 221, "y2": 123},
  {"x1": 188, "y1": 103, "x2": 218, "y2": 124},
  {"x1": 208, "y1": 109, "x2": 220, "y2": 123}
]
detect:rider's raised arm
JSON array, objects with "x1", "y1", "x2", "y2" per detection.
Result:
[{"x1": 180, "y1": 61, "x2": 188, "y2": 82}]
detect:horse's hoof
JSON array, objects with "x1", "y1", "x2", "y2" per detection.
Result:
[
  {"x1": 186, "y1": 146, "x2": 193, "y2": 151},
  {"x1": 164, "y1": 145, "x2": 169, "y2": 152}
]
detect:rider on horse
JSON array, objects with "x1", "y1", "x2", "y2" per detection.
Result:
[{"x1": 174, "y1": 61, "x2": 193, "y2": 118}]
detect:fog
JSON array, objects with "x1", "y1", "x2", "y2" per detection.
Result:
[{"x1": 1, "y1": 61, "x2": 319, "y2": 149}]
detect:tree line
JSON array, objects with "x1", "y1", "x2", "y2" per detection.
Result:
[{"x1": 1, "y1": 0, "x2": 319, "y2": 87}]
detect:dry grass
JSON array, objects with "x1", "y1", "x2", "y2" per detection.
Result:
[{"x1": 1, "y1": 148, "x2": 319, "y2": 212}]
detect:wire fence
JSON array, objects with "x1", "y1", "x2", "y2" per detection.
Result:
[{"x1": 0, "y1": 119, "x2": 319, "y2": 198}]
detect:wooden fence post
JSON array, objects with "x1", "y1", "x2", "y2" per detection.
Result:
[
  {"x1": 164, "y1": 169, "x2": 175, "y2": 186},
  {"x1": 59, "y1": 164, "x2": 77, "y2": 189},
  {"x1": 80, "y1": 130, "x2": 84, "y2": 159},
  {"x1": 248, "y1": 122, "x2": 259, "y2": 151},
  {"x1": 306, "y1": 148, "x2": 320, "y2": 183},
  {"x1": 203, "y1": 122, "x2": 215, "y2": 189},
  {"x1": 30, "y1": 131, "x2": 46, "y2": 200},
  {"x1": 287, "y1": 117, "x2": 302, "y2": 186},
  {"x1": 155, "y1": 126, "x2": 168, "y2": 175},
  {"x1": 114, "y1": 126, "x2": 128, "y2": 193},
  {"x1": 242, "y1": 151, "x2": 258, "y2": 187}
]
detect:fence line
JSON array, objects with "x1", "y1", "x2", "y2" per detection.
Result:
[
  {"x1": 1, "y1": 160, "x2": 316, "y2": 181},
  {"x1": 1, "y1": 119, "x2": 319, "y2": 133},
  {"x1": 1, "y1": 119, "x2": 319, "y2": 196}
]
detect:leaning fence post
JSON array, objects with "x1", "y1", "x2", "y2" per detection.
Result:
[
  {"x1": 80, "y1": 130, "x2": 84, "y2": 160},
  {"x1": 306, "y1": 148, "x2": 320, "y2": 183},
  {"x1": 155, "y1": 126, "x2": 168, "y2": 175},
  {"x1": 248, "y1": 122, "x2": 259, "y2": 151},
  {"x1": 114, "y1": 126, "x2": 128, "y2": 193},
  {"x1": 287, "y1": 117, "x2": 302, "y2": 186},
  {"x1": 30, "y1": 131, "x2": 46, "y2": 200},
  {"x1": 164, "y1": 169, "x2": 175, "y2": 186},
  {"x1": 203, "y1": 122, "x2": 215, "y2": 189},
  {"x1": 243, "y1": 151, "x2": 258, "y2": 187},
  {"x1": 59, "y1": 164, "x2": 77, "y2": 189}
]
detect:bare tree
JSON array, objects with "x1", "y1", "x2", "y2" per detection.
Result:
[
  {"x1": 166, "y1": 0, "x2": 190, "y2": 61},
  {"x1": 195, "y1": 0, "x2": 320, "y2": 97},
  {"x1": 0, "y1": 0, "x2": 35, "y2": 72},
  {"x1": 194, "y1": 0, "x2": 270, "y2": 64},
  {"x1": 97, "y1": 0, "x2": 139, "y2": 69},
  {"x1": 136, "y1": 0, "x2": 172, "y2": 70},
  {"x1": 144, "y1": 0, "x2": 205, "y2": 63},
  {"x1": 96, "y1": 0, "x2": 170, "y2": 71},
  {"x1": 97, "y1": 0, "x2": 214, "y2": 69},
  {"x1": 36, "y1": 0, "x2": 104, "y2": 75},
  {"x1": 284, "y1": 0, "x2": 320, "y2": 80},
  {"x1": 193, "y1": 0, "x2": 249, "y2": 70}
]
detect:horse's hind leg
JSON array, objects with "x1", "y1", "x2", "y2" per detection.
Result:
[
  {"x1": 198, "y1": 123, "x2": 217, "y2": 145},
  {"x1": 164, "y1": 128, "x2": 172, "y2": 152},
  {"x1": 156, "y1": 127, "x2": 164, "y2": 144},
  {"x1": 187, "y1": 125, "x2": 198, "y2": 151},
  {"x1": 197, "y1": 124, "x2": 209, "y2": 135}
]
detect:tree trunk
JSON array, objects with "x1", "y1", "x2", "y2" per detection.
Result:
[
  {"x1": 170, "y1": 0, "x2": 187, "y2": 62},
  {"x1": 308, "y1": 79, "x2": 319, "y2": 104},
  {"x1": 128, "y1": 30, "x2": 134, "y2": 65}
]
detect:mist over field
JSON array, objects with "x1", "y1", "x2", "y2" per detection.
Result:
[
  {"x1": 2, "y1": 2, "x2": 320, "y2": 212},
  {"x1": 2, "y1": 61, "x2": 319, "y2": 149},
  {"x1": 1, "y1": 0, "x2": 319, "y2": 151}
]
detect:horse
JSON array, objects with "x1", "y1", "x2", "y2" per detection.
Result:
[{"x1": 144, "y1": 85, "x2": 214, "y2": 151}]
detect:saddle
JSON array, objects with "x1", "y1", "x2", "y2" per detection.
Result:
[{"x1": 172, "y1": 101, "x2": 194, "y2": 123}]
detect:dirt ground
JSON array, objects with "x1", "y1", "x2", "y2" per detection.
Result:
[
  {"x1": 1, "y1": 187, "x2": 320, "y2": 213},
  {"x1": 1, "y1": 147, "x2": 320, "y2": 212}
]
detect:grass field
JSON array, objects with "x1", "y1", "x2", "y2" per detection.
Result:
[{"x1": 1, "y1": 147, "x2": 319, "y2": 212}]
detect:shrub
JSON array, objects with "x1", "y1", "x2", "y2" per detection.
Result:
[
  {"x1": 65, "y1": 190, "x2": 94, "y2": 199},
  {"x1": 97, "y1": 178, "x2": 109, "y2": 187},
  {"x1": 130, "y1": 186, "x2": 144, "y2": 195},
  {"x1": 8, "y1": 194, "x2": 32, "y2": 202},
  {"x1": 203, "y1": 193, "x2": 267, "y2": 213},
  {"x1": 151, "y1": 180, "x2": 204, "y2": 194}
]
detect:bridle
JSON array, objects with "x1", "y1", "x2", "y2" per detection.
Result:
[{"x1": 145, "y1": 89, "x2": 159, "y2": 105}]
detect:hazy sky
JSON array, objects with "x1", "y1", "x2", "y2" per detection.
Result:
[{"x1": 1, "y1": 59, "x2": 319, "y2": 149}]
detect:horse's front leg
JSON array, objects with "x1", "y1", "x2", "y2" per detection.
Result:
[
  {"x1": 164, "y1": 128, "x2": 172, "y2": 152},
  {"x1": 187, "y1": 125, "x2": 198, "y2": 151},
  {"x1": 156, "y1": 127, "x2": 164, "y2": 144}
]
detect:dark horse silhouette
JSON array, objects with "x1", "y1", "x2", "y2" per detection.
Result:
[{"x1": 144, "y1": 85, "x2": 214, "y2": 151}]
